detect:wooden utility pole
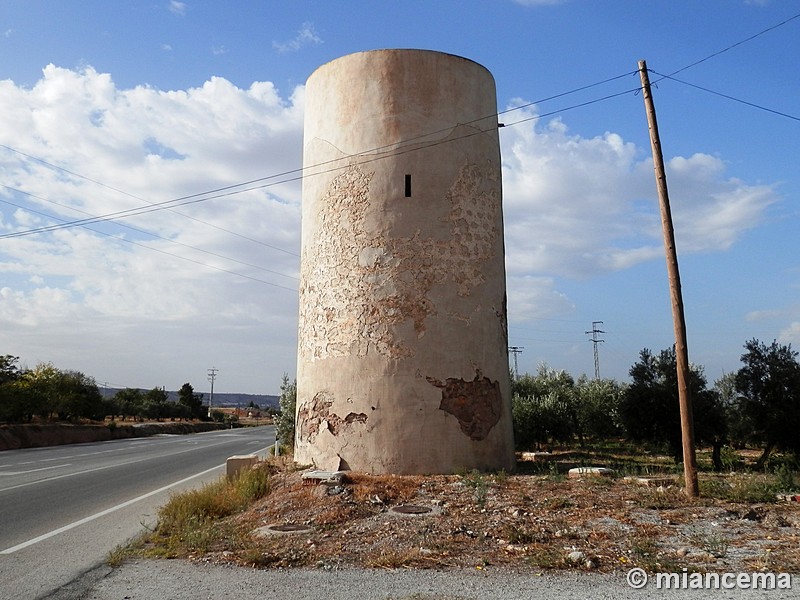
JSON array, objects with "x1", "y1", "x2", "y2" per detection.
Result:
[{"x1": 637, "y1": 60, "x2": 699, "y2": 497}]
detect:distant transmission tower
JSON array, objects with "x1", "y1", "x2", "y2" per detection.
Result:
[
  {"x1": 508, "y1": 346, "x2": 524, "y2": 380},
  {"x1": 585, "y1": 322, "x2": 605, "y2": 379}
]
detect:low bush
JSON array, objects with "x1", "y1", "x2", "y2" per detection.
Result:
[{"x1": 147, "y1": 465, "x2": 271, "y2": 555}]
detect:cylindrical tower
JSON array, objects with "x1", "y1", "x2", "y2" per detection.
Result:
[{"x1": 296, "y1": 49, "x2": 514, "y2": 474}]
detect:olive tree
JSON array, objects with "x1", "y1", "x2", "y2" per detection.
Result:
[
  {"x1": 620, "y1": 347, "x2": 727, "y2": 469},
  {"x1": 735, "y1": 339, "x2": 800, "y2": 469},
  {"x1": 511, "y1": 365, "x2": 578, "y2": 450}
]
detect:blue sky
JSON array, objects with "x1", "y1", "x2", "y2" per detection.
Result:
[{"x1": 0, "y1": 1, "x2": 798, "y2": 395}]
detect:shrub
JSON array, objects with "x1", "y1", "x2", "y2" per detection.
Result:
[
  {"x1": 151, "y1": 465, "x2": 271, "y2": 554},
  {"x1": 275, "y1": 374, "x2": 297, "y2": 450}
]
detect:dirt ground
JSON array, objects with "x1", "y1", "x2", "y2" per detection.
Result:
[{"x1": 181, "y1": 454, "x2": 800, "y2": 575}]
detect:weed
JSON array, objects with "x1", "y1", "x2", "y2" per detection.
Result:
[
  {"x1": 700, "y1": 474, "x2": 778, "y2": 503},
  {"x1": 543, "y1": 496, "x2": 573, "y2": 511},
  {"x1": 585, "y1": 475, "x2": 614, "y2": 489},
  {"x1": 462, "y1": 470, "x2": 489, "y2": 509},
  {"x1": 234, "y1": 465, "x2": 272, "y2": 503},
  {"x1": 775, "y1": 463, "x2": 797, "y2": 492},
  {"x1": 730, "y1": 477, "x2": 778, "y2": 503},
  {"x1": 705, "y1": 534, "x2": 730, "y2": 559},
  {"x1": 630, "y1": 535, "x2": 661, "y2": 570},
  {"x1": 364, "y1": 547, "x2": 422, "y2": 569},
  {"x1": 106, "y1": 543, "x2": 129, "y2": 567},
  {"x1": 238, "y1": 548, "x2": 283, "y2": 568},
  {"x1": 720, "y1": 446, "x2": 743, "y2": 472},
  {"x1": 141, "y1": 465, "x2": 272, "y2": 556},
  {"x1": 499, "y1": 523, "x2": 546, "y2": 545},
  {"x1": 492, "y1": 469, "x2": 509, "y2": 486},
  {"x1": 547, "y1": 461, "x2": 564, "y2": 482},
  {"x1": 527, "y1": 545, "x2": 563, "y2": 569},
  {"x1": 633, "y1": 487, "x2": 689, "y2": 510},
  {"x1": 687, "y1": 530, "x2": 729, "y2": 558},
  {"x1": 316, "y1": 501, "x2": 372, "y2": 526}
]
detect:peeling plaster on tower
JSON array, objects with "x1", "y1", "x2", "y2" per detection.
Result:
[{"x1": 295, "y1": 49, "x2": 515, "y2": 474}]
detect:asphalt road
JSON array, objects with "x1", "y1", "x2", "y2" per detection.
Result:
[
  {"x1": 0, "y1": 425, "x2": 275, "y2": 600},
  {"x1": 81, "y1": 561, "x2": 798, "y2": 600}
]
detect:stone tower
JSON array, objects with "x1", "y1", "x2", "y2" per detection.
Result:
[{"x1": 295, "y1": 49, "x2": 515, "y2": 474}]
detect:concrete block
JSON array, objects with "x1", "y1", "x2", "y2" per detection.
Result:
[
  {"x1": 301, "y1": 469, "x2": 346, "y2": 485},
  {"x1": 568, "y1": 467, "x2": 614, "y2": 478},
  {"x1": 226, "y1": 454, "x2": 258, "y2": 479},
  {"x1": 776, "y1": 493, "x2": 800, "y2": 502},
  {"x1": 623, "y1": 475, "x2": 675, "y2": 487},
  {"x1": 519, "y1": 451, "x2": 552, "y2": 462}
]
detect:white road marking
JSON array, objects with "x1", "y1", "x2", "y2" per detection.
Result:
[
  {"x1": 0, "y1": 464, "x2": 71, "y2": 476},
  {"x1": 0, "y1": 464, "x2": 223, "y2": 555},
  {"x1": 0, "y1": 439, "x2": 233, "y2": 493},
  {"x1": 0, "y1": 444, "x2": 272, "y2": 554}
]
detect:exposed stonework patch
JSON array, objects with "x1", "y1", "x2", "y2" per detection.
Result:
[
  {"x1": 296, "y1": 391, "x2": 368, "y2": 443},
  {"x1": 296, "y1": 391, "x2": 334, "y2": 442},
  {"x1": 426, "y1": 370, "x2": 502, "y2": 441},
  {"x1": 298, "y1": 160, "x2": 501, "y2": 363},
  {"x1": 327, "y1": 412, "x2": 368, "y2": 436}
]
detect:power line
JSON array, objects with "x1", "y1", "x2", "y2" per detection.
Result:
[
  {"x1": 3, "y1": 11, "x2": 798, "y2": 245},
  {"x1": 649, "y1": 71, "x2": 800, "y2": 123},
  {"x1": 663, "y1": 12, "x2": 800, "y2": 79},
  {"x1": 0, "y1": 71, "x2": 640, "y2": 241},
  {"x1": 0, "y1": 190, "x2": 298, "y2": 292},
  {"x1": 0, "y1": 144, "x2": 300, "y2": 257},
  {"x1": 500, "y1": 84, "x2": 641, "y2": 129},
  {"x1": 0, "y1": 185, "x2": 299, "y2": 282}
]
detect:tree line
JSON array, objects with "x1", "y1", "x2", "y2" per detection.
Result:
[
  {"x1": 512, "y1": 338, "x2": 800, "y2": 471},
  {"x1": 0, "y1": 355, "x2": 207, "y2": 423},
  {"x1": 4, "y1": 337, "x2": 799, "y2": 472}
]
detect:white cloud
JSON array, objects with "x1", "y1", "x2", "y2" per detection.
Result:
[
  {"x1": 0, "y1": 65, "x2": 303, "y2": 391},
  {"x1": 0, "y1": 72, "x2": 780, "y2": 391},
  {"x1": 500, "y1": 104, "x2": 779, "y2": 321},
  {"x1": 272, "y1": 22, "x2": 322, "y2": 53},
  {"x1": 168, "y1": 1, "x2": 187, "y2": 16},
  {"x1": 746, "y1": 309, "x2": 785, "y2": 321},
  {"x1": 506, "y1": 275, "x2": 574, "y2": 323},
  {"x1": 665, "y1": 154, "x2": 777, "y2": 252},
  {"x1": 779, "y1": 322, "x2": 800, "y2": 345}
]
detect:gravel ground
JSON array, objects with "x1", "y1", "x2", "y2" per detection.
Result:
[
  {"x1": 69, "y1": 457, "x2": 800, "y2": 600},
  {"x1": 78, "y1": 559, "x2": 797, "y2": 600}
]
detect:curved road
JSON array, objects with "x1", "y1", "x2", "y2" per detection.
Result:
[{"x1": 0, "y1": 425, "x2": 275, "y2": 600}]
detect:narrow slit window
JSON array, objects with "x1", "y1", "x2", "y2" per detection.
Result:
[{"x1": 404, "y1": 174, "x2": 412, "y2": 197}]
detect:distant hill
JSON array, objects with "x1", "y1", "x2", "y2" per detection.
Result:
[
  {"x1": 100, "y1": 388, "x2": 279, "y2": 410},
  {"x1": 195, "y1": 392, "x2": 280, "y2": 410}
]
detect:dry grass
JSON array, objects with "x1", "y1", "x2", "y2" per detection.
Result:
[{"x1": 116, "y1": 449, "x2": 800, "y2": 574}]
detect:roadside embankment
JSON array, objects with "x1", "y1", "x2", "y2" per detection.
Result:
[{"x1": 0, "y1": 421, "x2": 230, "y2": 451}]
